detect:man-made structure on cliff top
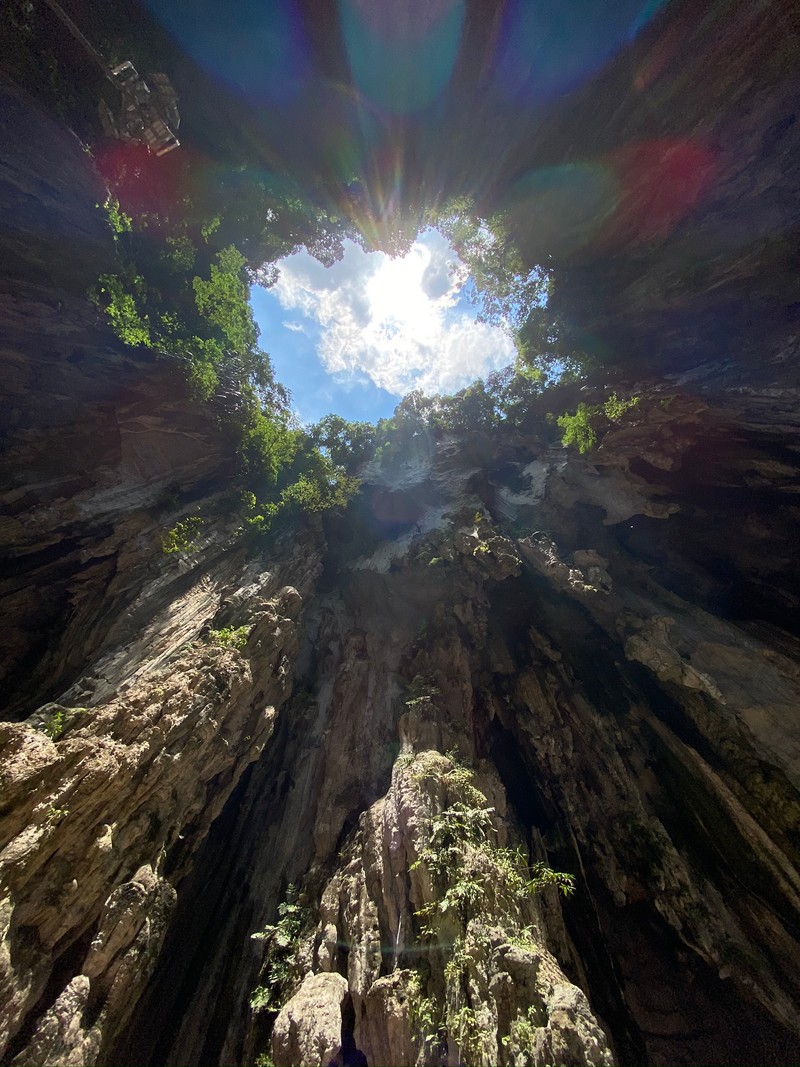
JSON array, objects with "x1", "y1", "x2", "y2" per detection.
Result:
[
  {"x1": 2, "y1": 0, "x2": 800, "y2": 1064},
  {"x1": 97, "y1": 63, "x2": 180, "y2": 157},
  {"x1": 43, "y1": 0, "x2": 180, "y2": 155}
]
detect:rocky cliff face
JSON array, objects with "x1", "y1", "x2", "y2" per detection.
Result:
[
  {"x1": 3, "y1": 4, "x2": 800, "y2": 1061},
  {"x1": 0, "y1": 77, "x2": 243, "y2": 722},
  {"x1": 5, "y1": 380, "x2": 800, "y2": 1065},
  {"x1": 104, "y1": 391, "x2": 799, "y2": 1067}
]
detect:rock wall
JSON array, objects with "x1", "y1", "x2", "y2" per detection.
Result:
[
  {"x1": 5, "y1": 373, "x2": 800, "y2": 1064},
  {"x1": 0, "y1": 74, "x2": 323, "y2": 1064},
  {"x1": 3, "y1": 1, "x2": 800, "y2": 1060},
  {"x1": 0, "y1": 76, "x2": 243, "y2": 721},
  {"x1": 0, "y1": 561, "x2": 315, "y2": 1065}
]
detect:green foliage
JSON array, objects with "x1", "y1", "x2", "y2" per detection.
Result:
[
  {"x1": 556, "y1": 393, "x2": 640, "y2": 453},
  {"x1": 248, "y1": 986, "x2": 275, "y2": 1012},
  {"x1": 514, "y1": 305, "x2": 594, "y2": 384},
  {"x1": 409, "y1": 750, "x2": 479, "y2": 798},
  {"x1": 437, "y1": 199, "x2": 548, "y2": 333},
  {"x1": 93, "y1": 234, "x2": 270, "y2": 413},
  {"x1": 405, "y1": 749, "x2": 575, "y2": 1067},
  {"x1": 370, "y1": 362, "x2": 553, "y2": 454},
  {"x1": 280, "y1": 467, "x2": 359, "y2": 514},
  {"x1": 42, "y1": 708, "x2": 66, "y2": 740},
  {"x1": 412, "y1": 758, "x2": 574, "y2": 928},
  {"x1": 185, "y1": 358, "x2": 219, "y2": 401},
  {"x1": 161, "y1": 516, "x2": 203, "y2": 554},
  {"x1": 308, "y1": 414, "x2": 376, "y2": 473},
  {"x1": 91, "y1": 272, "x2": 150, "y2": 347},
  {"x1": 521, "y1": 860, "x2": 577, "y2": 898},
  {"x1": 448, "y1": 1003, "x2": 482, "y2": 1064},
  {"x1": 89, "y1": 158, "x2": 367, "y2": 529},
  {"x1": 404, "y1": 675, "x2": 441, "y2": 709},
  {"x1": 209, "y1": 625, "x2": 251, "y2": 651},
  {"x1": 556, "y1": 403, "x2": 597, "y2": 454},
  {"x1": 192, "y1": 245, "x2": 257, "y2": 355},
  {"x1": 408, "y1": 981, "x2": 437, "y2": 1033},
  {"x1": 239, "y1": 411, "x2": 298, "y2": 485},
  {"x1": 407, "y1": 971, "x2": 443, "y2": 1058},
  {"x1": 502, "y1": 1006, "x2": 541, "y2": 1055},
  {"x1": 238, "y1": 417, "x2": 361, "y2": 535},
  {"x1": 40, "y1": 705, "x2": 86, "y2": 740},
  {"x1": 244, "y1": 463, "x2": 359, "y2": 533},
  {"x1": 603, "y1": 392, "x2": 640, "y2": 421},
  {"x1": 250, "y1": 886, "x2": 309, "y2": 1013},
  {"x1": 439, "y1": 933, "x2": 495, "y2": 1064},
  {"x1": 163, "y1": 234, "x2": 196, "y2": 272},
  {"x1": 506, "y1": 925, "x2": 540, "y2": 951},
  {"x1": 200, "y1": 215, "x2": 222, "y2": 242},
  {"x1": 101, "y1": 196, "x2": 132, "y2": 237}
]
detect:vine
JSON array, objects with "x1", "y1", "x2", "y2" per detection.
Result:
[
  {"x1": 404, "y1": 752, "x2": 575, "y2": 1062},
  {"x1": 249, "y1": 886, "x2": 310, "y2": 1013}
]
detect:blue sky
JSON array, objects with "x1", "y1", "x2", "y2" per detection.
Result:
[
  {"x1": 250, "y1": 286, "x2": 398, "y2": 424},
  {"x1": 250, "y1": 228, "x2": 517, "y2": 426}
]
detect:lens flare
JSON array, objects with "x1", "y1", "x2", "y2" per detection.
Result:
[
  {"x1": 93, "y1": 141, "x2": 201, "y2": 218},
  {"x1": 145, "y1": 0, "x2": 309, "y2": 103},
  {"x1": 605, "y1": 138, "x2": 717, "y2": 244},
  {"x1": 494, "y1": 0, "x2": 670, "y2": 104},
  {"x1": 503, "y1": 138, "x2": 716, "y2": 260},
  {"x1": 340, "y1": 0, "x2": 464, "y2": 115}
]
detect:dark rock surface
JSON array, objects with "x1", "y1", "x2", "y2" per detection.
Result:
[
  {"x1": 2, "y1": 1, "x2": 800, "y2": 1063},
  {"x1": 112, "y1": 409, "x2": 800, "y2": 1067},
  {"x1": 0, "y1": 78, "x2": 237, "y2": 719}
]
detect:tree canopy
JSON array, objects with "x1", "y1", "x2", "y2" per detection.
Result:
[{"x1": 20, "y1": 0, "x2": 619, "y2": 537}]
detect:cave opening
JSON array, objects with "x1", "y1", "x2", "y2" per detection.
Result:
[{"x1": 2, "y1": 0, "x2": 800, "y2": 1066}]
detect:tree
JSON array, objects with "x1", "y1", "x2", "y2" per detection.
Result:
[
  {"x1": 514, "y1": 297, "x2": 595, "y2": 383},
  {"x1": 428, "y1": 380, "x2": 498, "y2": 434},
  {"x1": 192, "y1": 245, "x2": 257, "y2": 355},
  {"x1": 308, "y1": 415, "x2": 376, "y2": 472},
  {"x1": 436, "y1": 198, "x2": 549, "y2": 332}
]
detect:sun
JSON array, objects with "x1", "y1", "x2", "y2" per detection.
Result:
[
  {"x1": 365, "y1": 231, "x2": 463, "y2": 344},
  {"x1": 258, "y1": 226, "x2": 516, "y2": 416}
]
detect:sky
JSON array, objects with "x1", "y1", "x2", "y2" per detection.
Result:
[{"x1": 250, "y1": 228, "x2": 517, "y2": 425}]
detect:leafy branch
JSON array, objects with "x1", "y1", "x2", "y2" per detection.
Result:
[
  {"x1": 250, "y1": 887, "x2": 310, "y2": 1013},
  {"x1": 556, "y1": 393, "x2": 640, "y2": 453}
]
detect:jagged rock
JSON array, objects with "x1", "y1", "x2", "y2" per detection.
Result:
[
  {"x1": 356, "y1": 971, "x2": 420, "y2": 1067},
  {"x1": 271, "y1": 972, "x2": 349, "y2": 1067},
  {"x1": 0, "y1": 579, "x2": 308, "y2": 1061},
  {"x1": 3, "y1": 5, "x2": 800, "y2": 1065},
  {"x1": 623, "y1": 615, "x2": 726, "y2": 700},
  {"x1": 306, "y1": 744, "x2": 614, "y2": 1067},
  {"x1": 12, "y1": 975, "x2": 98, "y2": 1067},
  {"x1": 537, "y1": 984, "x2": 615, "y2": 1067},
  {"x1": 5, "y1": 388, "x2": 800, "y2": 1066},
  {"x1": 10, "y1": 867, "x2": 175, "y2": 1067}
]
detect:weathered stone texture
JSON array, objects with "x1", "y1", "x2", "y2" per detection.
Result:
[
  {"x1": 3, "y1": 0, "x2": 800, "y2": 1062},
  {"x1": 271, "y1": 972, "x2": 349, "y2": 1067}
]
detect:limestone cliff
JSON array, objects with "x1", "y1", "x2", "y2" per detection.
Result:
[
  {"x1": 4, "y1": 376, "x2": 800, "y2": 1064},
  {"x1": 3, "y1": 4, "x2": 800, "y2": 1063}
]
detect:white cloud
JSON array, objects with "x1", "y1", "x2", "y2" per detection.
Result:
[
  {"x1": 281, "y1": 320, "x2": 306, "y2": 333},
  {"x1": 270, "y1": 229, "x2": 516, "y2": 397}
]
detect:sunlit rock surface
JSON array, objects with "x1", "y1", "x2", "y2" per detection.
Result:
[
  {"x1": 110, "y1": 405, "x2": 800, "y2": 1067},
  {"x1": 3, "y1": 0, "x2": 800, "y2": 1063}
]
